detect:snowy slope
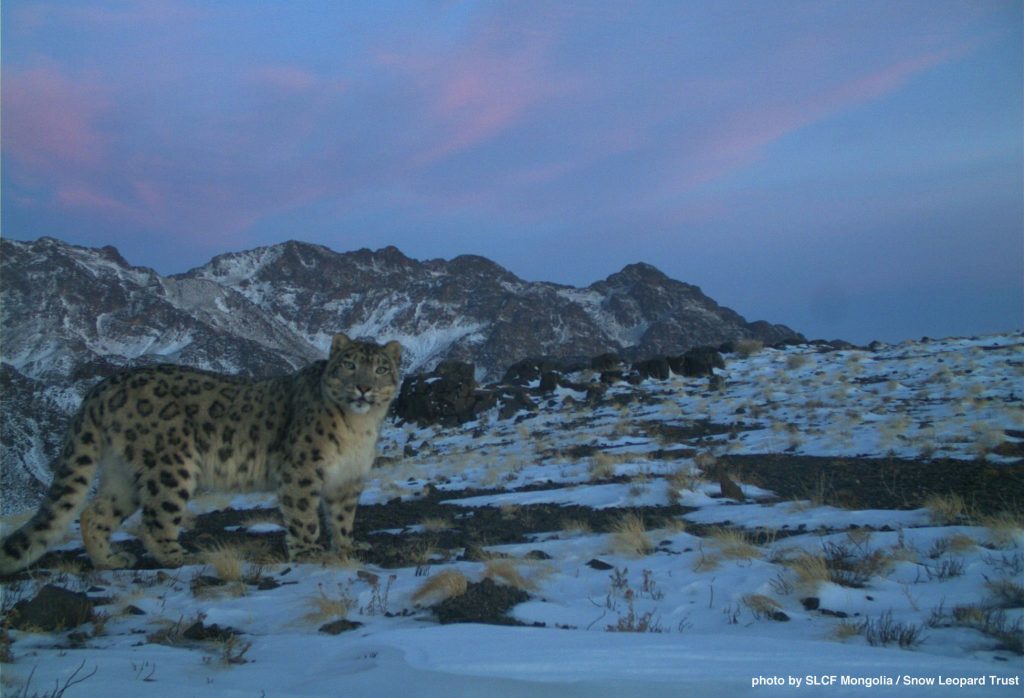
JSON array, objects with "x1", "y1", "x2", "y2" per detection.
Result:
[{"x1": 2, "y1": 333, "x2": 1022, "y2": 696}]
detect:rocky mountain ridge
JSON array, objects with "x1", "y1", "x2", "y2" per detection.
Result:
[{"x1": 0, "y1": 236, "x2": 803, "y2": 511}]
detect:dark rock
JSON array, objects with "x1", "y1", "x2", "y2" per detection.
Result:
[
  {"x1": 496, "y1": 388, "x2": 536, "y2": 420},
  {"x1": 394, "y1": 361, "x2": 479, "y2": 426},
  {"x1": 632, "y1": 357, "x2": 671, "y2": 381},
  {"x1": 6, "y1": 585, "x2": 94, "y2": 631},
  {"x1": 718, "y1": 472, "x2": 746, "y2": 501},
  {"x1": 586, "y1": 559, "x2": 615, "y2": 571},
  {"x1": 600, "y1": 370, "x2": 624, "y2": 385},
  {"x1": 676, "y1": 347, "x2": 725, "y2": 377},
  {"x1": 801, "y1": 597, "x2": 820, "y2": 610},
  {"x1": 502, "y1": 358, "x2": 558, "y2": 386},
  {"x1": 591, "y1": 353, "x2": 622, "y2": 372},
  {"x1": 432, "y1": 579, "x2": 529, "y2": 625},
  {"x1": 319, "y1": 619, "x2": 363, "y2": 635},
  {"x1": 538, "y1": 371, "x2": 561, "y2": 393},
  {"x1": 183, "y1": 620, "x2": 240, "y2": 642}
]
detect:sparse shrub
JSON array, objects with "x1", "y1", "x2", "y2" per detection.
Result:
[
  {"x1": 605, "y1": 590, "x2": 663, "y2": 633},
  {"x1": 985, "y1": 578, "x2": 1024, "y2": 609},
  {"x1": 357, "y1": 570, "x2": 397, "y2": 616},
  {"x1": 952, "y1": 604, "x2": 1024, "y2": 655},
  {"x1": 923, "y1": 556, "x2": 965, "y2": 581},
  {"x1": 860, "y1": 610, "x2": 925, "y2": 648},
  {"x1": 304, "y1": 582, "x2": 355, "y2": 623}
]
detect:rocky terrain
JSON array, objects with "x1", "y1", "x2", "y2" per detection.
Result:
[
  {"x1": 0, "y1": 236, "x2": 801, "y2": 512},
  {"x1": 1, "y1": 332, "x2": 1021, "y2": 695}
]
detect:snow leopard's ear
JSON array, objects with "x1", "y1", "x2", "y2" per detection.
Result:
[
  {"x1": 330, "y1": 333, "x2": 352, "y2": 357},
  {"x1": 383, "y1": 340, "x2": 402, "y2": 367}
]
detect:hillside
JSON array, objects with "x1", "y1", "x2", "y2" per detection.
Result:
[
  {"x1": 0, "y1": 236, "x2": 801, "y2": 511},
  {"x1": 1, "y1": 333, "x2": 1022, "y2": 695}
]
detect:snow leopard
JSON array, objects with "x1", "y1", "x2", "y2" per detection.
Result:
[{"x1": 0, "y1": 334, "x2": 402, "y2": 573}]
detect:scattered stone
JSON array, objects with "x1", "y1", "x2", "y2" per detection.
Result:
[
  {"x1": 432, "y1": 579, "x2": 529, "y2": 625},
  {"x1": 182, "y1": 620, "x2": 240, "y2": 642},
  {"x1": 319, "y1": 619, "x2": 363, "y2": 635},
  {"x1": 586, "y1": 559, "x2": 615, "y2": 571},
  {"x1": 632, "y1": 357, "x2": 671, "y2": 381},
  {"x1": 6, "y1": 585, "x2": 94, "y2": 631}
]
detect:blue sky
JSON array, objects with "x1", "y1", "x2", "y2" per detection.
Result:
[{"x1": 2, "y1": 1, "x2": 1021, "y2": 343}]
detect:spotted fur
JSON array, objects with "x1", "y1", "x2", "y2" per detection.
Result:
[{"x1": 0, "y1": 334, "x2": 401, "y2": 573}]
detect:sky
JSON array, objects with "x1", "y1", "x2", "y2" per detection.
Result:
[{"x1": 2, "y1": 1, "x2": 1021, "y2": 344}]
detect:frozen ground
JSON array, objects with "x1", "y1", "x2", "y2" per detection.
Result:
[{"x1": 2, "y1": 333, "x2": 1022, "y2": 696}]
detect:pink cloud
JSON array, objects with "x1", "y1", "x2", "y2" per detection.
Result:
[
  {"x1": 382, "y1": 25, "x2": 563, "y2": 168},
  {"x1": 2, "y1": 66, "x2": 109, "y2": 171},
  {"x1": 682, "y1": 45, "x2": 970, "y2": 190}
]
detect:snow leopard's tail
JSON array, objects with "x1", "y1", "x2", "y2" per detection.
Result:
[{"x1": 0, "y1": 415, "x2": 101, "y2": 575}]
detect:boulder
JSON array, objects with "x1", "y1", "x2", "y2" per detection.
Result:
[
  {"x1": 632, "y1": 357, "x2": 671, "y2": 381},
  {"x1": 669, "y1": 347, "x2": 724, "y2": 377},
  {"x1": 394, "y1": 361, "x2": 481, "y2": 427}
]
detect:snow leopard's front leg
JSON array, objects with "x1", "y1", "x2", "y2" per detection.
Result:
[
  {"x1": 278, "y1": 464, "x2": 325, "y2": 561},
  {"x1": 323, "y1": 480, "x2": 363, "y2": 556}
]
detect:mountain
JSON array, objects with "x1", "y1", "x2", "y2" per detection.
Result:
[{"x1": 0, "y1": 236, "x2": 802, "y2": 511}]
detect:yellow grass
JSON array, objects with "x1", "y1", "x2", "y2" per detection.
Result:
[
  {"x1": 608, "y1": 513, "x2": 654, "y2": 557},
  {"x1": 411, "y1": 569, "x2": 469, "y2": 606}
]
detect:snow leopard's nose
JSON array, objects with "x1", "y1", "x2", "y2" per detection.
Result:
[{"x1": 356, "y1": 385, "x2": 371, "y2": 395}]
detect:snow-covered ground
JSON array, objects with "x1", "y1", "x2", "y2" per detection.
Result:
[{"x1": 2, "y1": 333, "x2": 1022, "y2": 696}]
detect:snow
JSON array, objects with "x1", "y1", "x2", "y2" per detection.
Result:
[{"x1": 2, "y1": 332, "x2": 1022, "y2": 696}]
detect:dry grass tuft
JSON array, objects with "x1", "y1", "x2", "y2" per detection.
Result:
[
  {"x1": 785, "y1": 354, "x2": 811, "y2": 371},
  {"x1": 924, "y1": 492, "x2": 968, "y2": 525},
  {"x1": 734, "y1": 338, "x2": 764, "y2": 358},
  {"x1": 411, "y1": 569, "x2": 470, "y2": 606},
  {"x1": 980, "y1": 511, "x2": 1023, "y2": 548},
  {"x1": 199, "y1": 543, "x2": 246, "y2": 582},
  {"x1": 609, "y1": 513, "x2": 654, "y2": 557},
  {"x1": 419, "y1": 516, "x2": 453, "y2": 532},
  {"x1": 708, "y1": 527, "x2": 761, "y2": 560},
  {"x1": 560, "y1": 518, "x2": 593, "y2": 536},
  {"x1": 482, "y1": 559, "x2": 539, "y2": 592},
  {"x1": 832, "y1": 619, "x2": 864, "y2": 641},
  {"x1": 785, "y1": 551, "x2": 831, "y2": 591}
]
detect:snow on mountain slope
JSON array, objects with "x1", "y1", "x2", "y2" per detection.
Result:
[{"x1": 0, "y1": 237, "x2": 804, "y2": 513}]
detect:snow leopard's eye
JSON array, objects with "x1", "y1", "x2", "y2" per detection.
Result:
[
  {"x1": 375, "y1": 365, "x2": 390, "y2": 375},
  {"x1": 342, "y1": 360, "x2": 357, "y2": 371}
]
